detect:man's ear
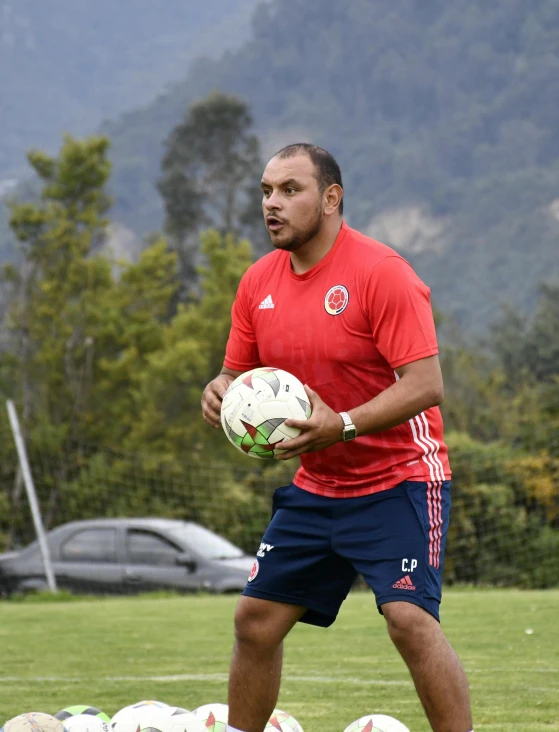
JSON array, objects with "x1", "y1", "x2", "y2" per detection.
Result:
[{"x1": 324, "y1": 184, "x2": 343, "y2": 215}]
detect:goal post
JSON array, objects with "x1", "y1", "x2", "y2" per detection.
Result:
[{"x1": 5, "y1": 400, "x2": 57, "y2": 592}]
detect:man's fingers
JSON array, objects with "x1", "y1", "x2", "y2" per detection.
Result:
[
  {"x1": 201, "y1": 401, "x2": 221, "y2": 427},
  {"x1": 303, "y1": 384, "x2": 317, "y2": 401},
  {"x1": 203, "y1": 383, "x2": 228, "y2": 411},
  {"x1": 209, "y1": 384, "x2": 226, "y2": 402},
  {"x1": 204, "y1": 394, "x2": 222, "y2": 413},
  {"x1": 283, "y1": 418, "x2": 310, "y2": 430},
  {"x1": 275, "y1": 447, "x2": 304, "y2": 460},
  {"x1": 201, "y1": 374, "x2": 236, "y2": 430},
  {"x1": 275, "y1": 438, "x2": 298, "y2": 452},
  {"x1": 201, "y1": 387, "x2": 227, "y2": 428},
  {"x1": 274, "y1": 433, "x2": 310, "y2": 456},
  {"x1": 202, "y1": 411, "x2": 221, "y2": 428}
]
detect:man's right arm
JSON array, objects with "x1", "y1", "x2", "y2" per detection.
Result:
[{"x1": 201, "y1": 366, "x2": 244, "y2": 429}]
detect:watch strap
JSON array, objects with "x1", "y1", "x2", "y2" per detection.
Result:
[{"x1": 339, "y1": 411, "x2": 357, "y2": 441}]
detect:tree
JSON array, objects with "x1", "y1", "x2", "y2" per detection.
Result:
[
  {"x1": 158, "y1": 92, "x2": 264, "y2": 288},
  {"x1": 0, "y1": 134, "x2": 187, "y2": 534},
  {"x1": 440, "y1": 343, "x2": 508, "y2": 442},
  {"x1": 521, "y1": 283, "x2": 559, "y2": 383},
  {"x1": 3, "y1": 134, "x2": 182, "y2": 447},
  {"x1": 82, "y1": 237, "x2": 179, "y2": 446},
  {"x1": 484, "y1": 285, "x2": 559, "y2": 451},
  {"x1": 1, "y1": 135, "x2": 114, "y2": 525},
  {"x1": 126, "y1": 229, "x2": 254, "y2": 463},
  {"x1": 5, "y1": 135, "x2": 112, "y2": 434},
  {"x1": 444, "y1": 431, "x2": 559, "y2": 586}
]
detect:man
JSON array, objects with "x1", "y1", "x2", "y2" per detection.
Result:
[{"x1": 201, "y1": 144, "x2": 473, "y2": 732}]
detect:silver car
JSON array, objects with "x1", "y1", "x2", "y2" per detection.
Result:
[{"x1": 0, "y1": 517, "x2": 255, "y2": 596}]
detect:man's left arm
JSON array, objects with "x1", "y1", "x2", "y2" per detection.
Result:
[
  {"x1": 350, "y1": 354, "x2": 444, "y2": 435},
  {"x1": 275, "y1": 355, "x2": 443, "y2": 460}
]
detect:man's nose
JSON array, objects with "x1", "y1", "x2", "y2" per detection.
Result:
[{"x1": 264, "y1": 191, "x2": 282, "y2": 210}]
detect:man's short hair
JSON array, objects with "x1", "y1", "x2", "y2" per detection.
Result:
[{"x1": 274, "y1": 143, "x2": 344, "y2": 215}]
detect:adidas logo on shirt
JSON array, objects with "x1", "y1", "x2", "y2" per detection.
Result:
[{"x1": 259, "y1": 294, "x2": 275, "y2": 309}]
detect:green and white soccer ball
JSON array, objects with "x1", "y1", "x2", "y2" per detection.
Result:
[
  {"x1": 110, "y1": 701, "x2": 169, "y2": 732},
  {"x1": 220, "y1": 368, "x2": 312, "y2": 459},
  {"x1": 191, "y1": 704, "x2": 228, "y2": 732},
  {"x1": 1, "y1": 713, "x2": 67, "y2": 732},
  {"x1": 138, "y1": 710, "x2": 204, "y2": 732},
  {"x1": 63, "y1": 717, "x2": 108, "y2": 732},
  {"x1": 55, "y1": 709, "x2": 110, "y2": 724},
  {"x1": 342, "y1": 715, "x2": 410, "y2": 732},
  {"x1": 265, "y1": 710, "x2": 304, "y2": 732}
]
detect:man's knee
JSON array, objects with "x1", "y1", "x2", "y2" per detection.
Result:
[
  {"x1": 234, "y1": 597, "x2": 270, "y2": 646},
  {"x1": 233, "y1": 596, "x2": 304, "y2": 649},
  {"x1": 382, "y1": 601, "x2": 439, "y2": 651}
]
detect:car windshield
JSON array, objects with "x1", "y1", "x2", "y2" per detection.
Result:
[{"x1": 170, "y1": 524, "x2": 244, "y2": 560}]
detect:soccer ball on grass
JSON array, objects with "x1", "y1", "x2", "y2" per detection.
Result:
[
  {"x1": 1, "y1": 714, "x2": 67, "y2": 732},
  {"x1": 137, "y1": 710, "x2": 204, "y2": 732},
  {"x1": 191, "y1": 704, "x2": 228, "y2": 732},
  {"x1": 110, "y1": 702, "x2": 169, "y2": 732},
  {"x1": 342, "y1": 714, "x2": 410, "y2": 732},
  {"x1": 265, "y1": 710, "x2": 303, "y2": 732},
  {"x1": 55, "y1": 709, "x2": 109, "y2": 724},
  {"x1": 63, "y1": 717, "x2": 108, "y2": 732}
]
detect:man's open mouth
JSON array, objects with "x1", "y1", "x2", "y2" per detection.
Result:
[{"x1": 266, "y1": 216, "x2": 284, "y2": 230}]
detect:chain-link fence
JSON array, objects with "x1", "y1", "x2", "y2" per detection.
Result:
[{"x1": 0, "y1": 409, "x2": 558, "y2": 595}]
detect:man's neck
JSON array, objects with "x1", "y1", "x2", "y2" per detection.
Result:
[{"x1": 290, "y1": 219, "x2": 343, "y2": 274}]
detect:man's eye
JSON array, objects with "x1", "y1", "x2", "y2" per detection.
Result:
[
  {"x1": 262, "y1": 189, "x2": 271, "y2": 197},
  {"x1": 286, "y1": 187, "x2": 297, "y2": 194}
]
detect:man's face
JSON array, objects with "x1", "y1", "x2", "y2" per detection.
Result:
[{"x1": 260, "y1": 154, "x2": 324, "y2": 251}]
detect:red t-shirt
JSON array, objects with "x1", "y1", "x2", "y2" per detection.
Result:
[{"x1": 224, "y1": 222, "x2": 450, "y2": 498}]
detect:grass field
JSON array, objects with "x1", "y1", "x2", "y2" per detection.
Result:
[{"x1": 0, "y1": 589, "x2": 557, "y2": 731}]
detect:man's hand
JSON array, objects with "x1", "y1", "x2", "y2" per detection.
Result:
[
  {"x1": 201, "y1": 374, "x2": 236, "y2": 428},
  {"x1": 275, "y1": 385, "x2": 343, "y2": 460}
]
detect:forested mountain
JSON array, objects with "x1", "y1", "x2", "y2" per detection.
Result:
[
  {"x1": 101, "y1": 0, "x2": 559, "y2": 331},
  {"x1": 0, "y1": 0, "x2": 260, "y2": 175},
  {"x1": 2, "y1": 0, "x2": 559, "y2": 331}
]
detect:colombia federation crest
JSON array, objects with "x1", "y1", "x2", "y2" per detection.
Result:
[
  {"x1": 324, "y1": 284, "x2": 349, "y2": 315},
  {"x1": 248, "y1": 559, "x2": 259, "y2": 582}
]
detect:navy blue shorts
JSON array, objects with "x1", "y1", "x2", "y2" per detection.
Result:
[{"x1": 243, "y1": 480, "x2": 451, "y2": 627}]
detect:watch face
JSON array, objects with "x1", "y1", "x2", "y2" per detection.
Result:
[{"x1": 342, "y1": 427, "x2": 357, "y2": 441}]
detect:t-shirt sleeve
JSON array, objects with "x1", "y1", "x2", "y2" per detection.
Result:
[
  {"x1": 364, "y1": 256, "x2": 439, "y2": 369},
  {"x1": 224, "y1": 272, "x2": 262, "y2": 372}
]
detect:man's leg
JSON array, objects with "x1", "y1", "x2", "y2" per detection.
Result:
[
  {"x1": 228, "y1": 596, "x2": 307, "y2": 732},
  {"x1": 382, "y1": 601, "x2": 473, "y2": 732}
]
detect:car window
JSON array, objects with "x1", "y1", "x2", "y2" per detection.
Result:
[
  {"x1": 169, "y1": 524, "x2": 244, "y2": 560},
  {"x1": 126, "y1": 530, "x2": 181, "y2": 566},
  {"x1": 61, "y1": 528, "x2": 118, "y2": 563}
]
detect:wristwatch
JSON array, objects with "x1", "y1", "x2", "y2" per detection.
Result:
[{"x1": 339, "y1": 412, "x2": 357, "y2": 442}]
